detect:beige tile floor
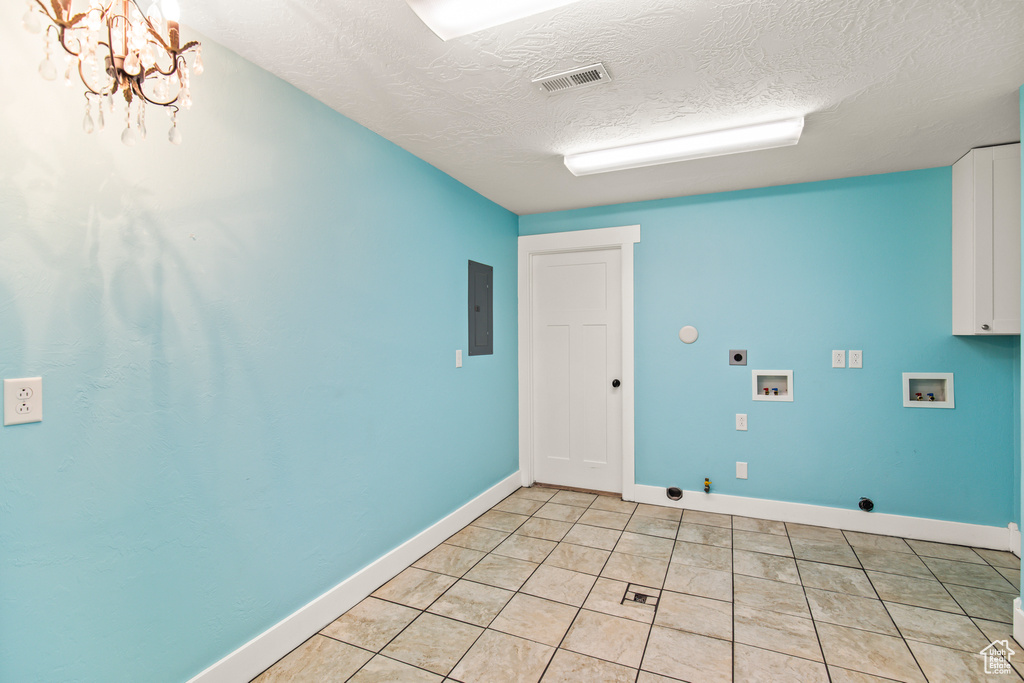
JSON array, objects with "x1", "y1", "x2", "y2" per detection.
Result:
[{"x1": 254, "y1": 486, "x2": 1023, "y2": 682}]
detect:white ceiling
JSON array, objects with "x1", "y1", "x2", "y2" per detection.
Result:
[{"x1": 185, "y1": 0, "x2": 1024, "y2": 215}]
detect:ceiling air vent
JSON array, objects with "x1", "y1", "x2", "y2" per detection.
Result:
[{"x1": 533, "y1": 63, "x2": 610, "y2": 95}]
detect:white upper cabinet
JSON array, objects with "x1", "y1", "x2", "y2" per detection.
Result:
[{"x1": 952, "y1": 143, "x2": 1021, "y2": 335}]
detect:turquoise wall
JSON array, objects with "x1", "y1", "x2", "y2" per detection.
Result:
[
  {"x1": 0, "y1": 22, "x2": 518, "y2": 683},
  {"x1": 522, "y1": 168, "x2": 1019, "y2": 527}
]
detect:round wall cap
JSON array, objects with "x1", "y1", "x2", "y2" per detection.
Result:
[{"x1": 679, "y1": 325, "x2": 699, "y2": 344}]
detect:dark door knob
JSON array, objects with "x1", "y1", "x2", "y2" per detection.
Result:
[{"x1": 612, "y1": 379, "x2": 621, "y2": 388}]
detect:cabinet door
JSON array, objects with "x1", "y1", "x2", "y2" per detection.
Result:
[{"x1": 975, "y1": 145, "x2": 1021, "y2": 334}]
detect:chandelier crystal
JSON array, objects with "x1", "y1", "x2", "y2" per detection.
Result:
[{"x1": 23, "y1": 0, "x2": 202, "y2": 145}]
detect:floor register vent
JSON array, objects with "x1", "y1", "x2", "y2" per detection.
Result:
[{"x1": 533, "y1": 63, "x2": 611, "y2": 94}]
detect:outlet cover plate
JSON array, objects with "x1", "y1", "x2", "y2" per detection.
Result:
[
  {"x1": 832, "y1": 350, "x2": 846, "y2": 368},
  {"x1": 849, "y1": 350, "x2": 862, "y2": 368},
  {"x1": 737, "y1": 462, "x2": 748, "y2": 479},
  {"x1": 729, "y1": 349, "x2": 747, "y2": 366},
  {"x1": 736, "y1": 413, "x2": 748, "y2": 431},
  {"x1": 4, "y1": 377, "x2": 42, "y2": 426}
]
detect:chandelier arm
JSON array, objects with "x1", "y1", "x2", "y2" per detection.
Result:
[
  {"x1": 133, "y1": 86, "x2": 180, "y2": 109},
  {"x1": 33, "y1": 0, "x2": 88, "y2": 29},
  {"x1": 32, "y1": 0, "x2": 58, "y2": 24},
  {"x1": 128, "y1": 75, "x2": 180, "y2": 109},
  {"x1": 148, "y1": 60, "x2": 179, "y2": 78},
  {"x1": 77, "y1": 59, "x2": 117, "y2": 98},
  {"x1": 106, "y1": 7, "x2": 120, "y2": 67},
  {"x1": 54, "y1": 27, "x2": 84, "y2": 59},
  {"x1": 144, "y1": 25, "x2": 172, "y2": 54}
]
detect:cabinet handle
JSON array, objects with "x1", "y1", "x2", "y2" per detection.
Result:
[{"x1": 981, "y1": 324, "x2": 991, "y2": 330}]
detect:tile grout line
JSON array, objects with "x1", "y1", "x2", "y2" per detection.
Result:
[
  {"x1": 731, "y1": 514, "x2": 737, "y2": 683},
  {"x1": 350, "y1": 488, "x2": 547, "y2": 681},
  {"x1": 249, "y1": 633, "x2": 323, "y2": 683},
  {"x1": 626, "y1": 502, "x2": 679, "y2": 680},
  {"x1": 525, "y1": 490, "x2": 598, "y2": 680},
  {"x1": 366, "y1": 507, "x2": 513, "y2": 680},
  {"x1": 787, "y1": 522, "x2": 833, "y2": 683},
  {"x1": 895, "y1": 537, "x2": 1005, "y2": 681},
  {"x1": 534, "y1": 492, "x2": 630, "y2": 682},
  {"x1": 452, "y1": 487, "x2": 635, "y2": 680},
  {"x1": 262, "y1": 488, "x2": 1023, "y2": 682},
  {"x1": 856, "y1": 535, "x2": 930, "y2": 682},
  {"x1": 435, "y1": 488, "x2": 554, "y2": 682}
]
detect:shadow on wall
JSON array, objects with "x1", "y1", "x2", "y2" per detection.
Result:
[{"x1": 0, "y1": 110, "x2": 286, "y2": 555}]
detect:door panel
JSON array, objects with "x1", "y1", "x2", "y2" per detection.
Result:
[
  {"x1": 533, "y1": 324, "x2": 571, "y2": 463},
  {"x1": 531, "y1": 248, "x2": 622, "y2": 493},
  {"x1": 581, "y1": 323, "x2": 609, "y2": 466}
]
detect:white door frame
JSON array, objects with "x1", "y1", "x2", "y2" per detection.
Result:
[{"x1": 518, "y1": 225, "x2": 640, "y2": 501}]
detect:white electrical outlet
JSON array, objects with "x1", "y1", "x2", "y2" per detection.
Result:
[
  {"x1": 832, "y1": 350, "x2": 846, "y2": 368},
  {"x1": 4, "y1": 377, "x2": 42, "y2": 426},
  {"x1": 849, "y1": 350, "x2": 862, "y2": 368},
  {"x1": 736, "y1": 413, "x2": 747, "y2": 431},
  {"x1": 737, "y1": 462, "x2": 748, "y2": 479}
]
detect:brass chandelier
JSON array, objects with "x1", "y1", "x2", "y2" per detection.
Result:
[{"x1": 22, "y1": 0, "x2": 202, "y2": 145}]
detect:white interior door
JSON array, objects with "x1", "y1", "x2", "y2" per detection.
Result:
[{"x1": 530, "y1": 248, "x2": 623, "y2": 493}]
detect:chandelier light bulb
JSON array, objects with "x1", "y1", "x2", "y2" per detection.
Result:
[{"x1": 161, "y1": 0, "x2": 180, "y2": 23}]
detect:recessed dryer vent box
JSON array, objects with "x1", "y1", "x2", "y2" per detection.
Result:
[
  {"x1": 752, "y1": 370, "x2": 793, "y2": 402},
  {"x1": 903, "y1": 373, "x2": 954, "y2": 408}
]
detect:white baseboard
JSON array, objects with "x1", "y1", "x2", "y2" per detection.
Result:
[
  {"x1": 634, "y1": 485, "x2": 1018, "y2": 552},
  {"x1": 187, "y1": 471, "x2": 522, "y2": 683}
]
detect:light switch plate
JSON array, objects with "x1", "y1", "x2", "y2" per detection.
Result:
[
  {"x1": 456, "y1": 350, "x2": 463, "y2": 368},
  {"x1": 736, "y1": 462, "x2": 748, "y2": 479},
  {"x1": 4, "y1": 377, "x2": 42, "y2": 426}
]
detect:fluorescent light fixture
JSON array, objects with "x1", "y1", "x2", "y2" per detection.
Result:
[
  {"x1": 405, "y1": 0, "x2": 583, "y2": 41},
  {"x1": 563, "y1": 117, "x2": 806, "y2": 176}
]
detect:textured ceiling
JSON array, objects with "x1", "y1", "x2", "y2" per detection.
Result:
[{"x1": 184, "y1": 0, "x2": 1024, "y2": 215}]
